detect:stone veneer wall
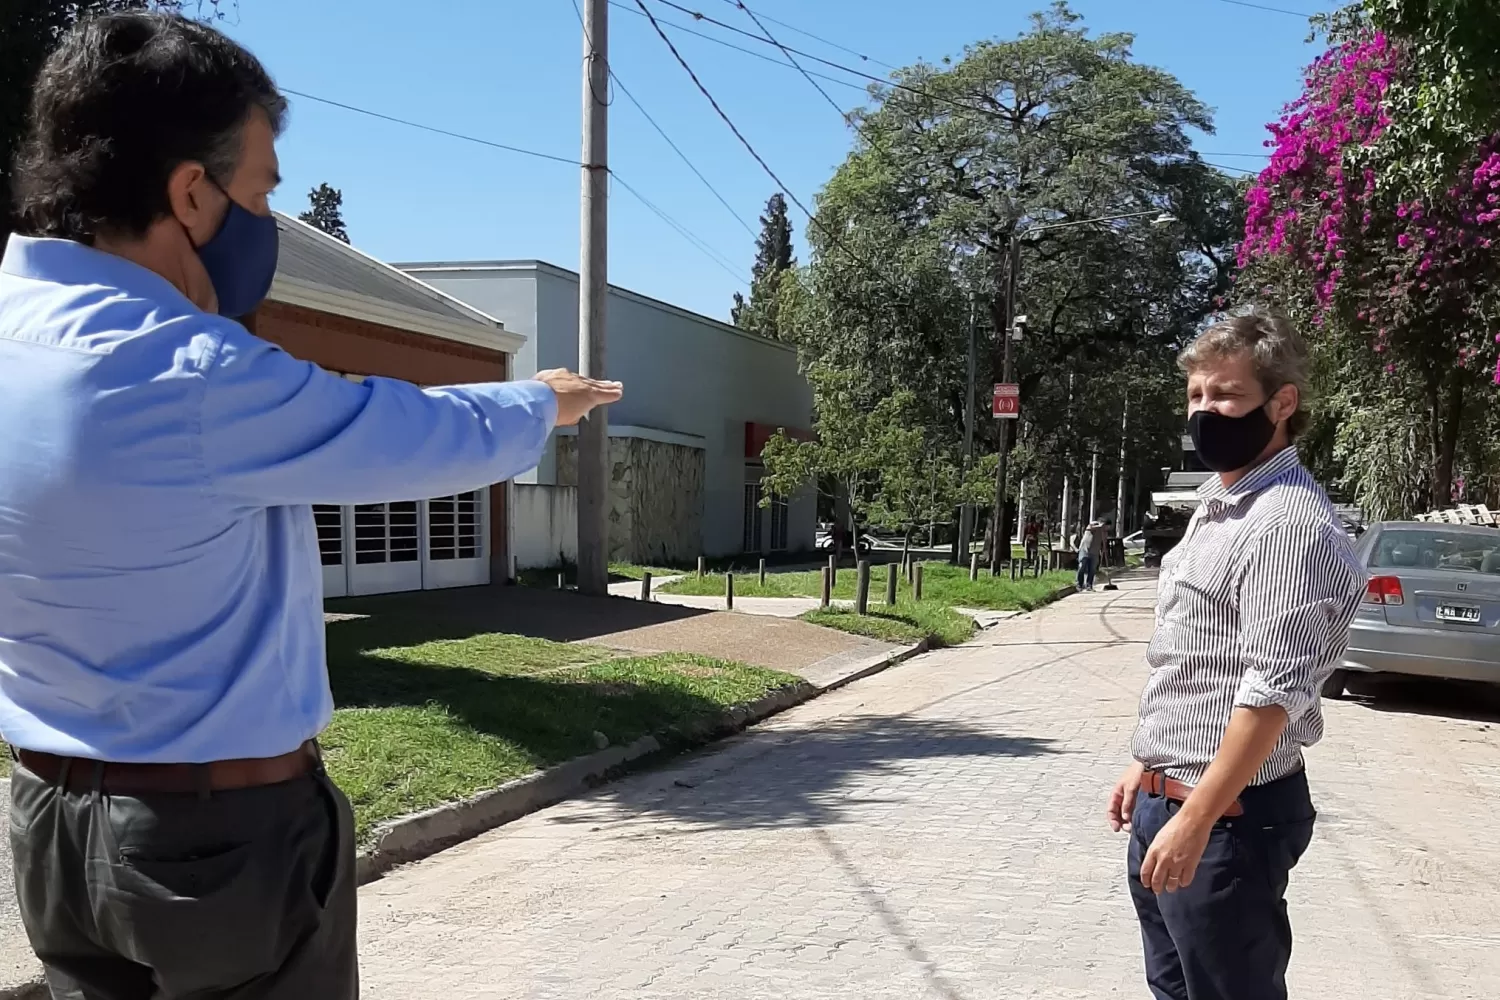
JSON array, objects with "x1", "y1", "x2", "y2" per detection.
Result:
[{"x1": 555, "y1": 435, "x2": 705, "y2": 564}]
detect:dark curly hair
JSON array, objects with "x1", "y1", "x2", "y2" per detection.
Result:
[{"x1": 13, "y1": 12, "x2": 287, "y2": 243}]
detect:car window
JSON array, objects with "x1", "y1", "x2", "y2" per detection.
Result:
[{"x1": 1369, "y1": 530, "x2": 1500, "y2": 574}]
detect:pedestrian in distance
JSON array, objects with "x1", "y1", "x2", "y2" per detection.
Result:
[
  {"x1": 0, "y1": 13, "x2": 621, "y2": 998},
  {"x1": 1076, "y1": 518, "x2": 1102, "y2": 591},
  {"x1": 1106, "y1": 306, "x2": 1364, "y2": 1000}
]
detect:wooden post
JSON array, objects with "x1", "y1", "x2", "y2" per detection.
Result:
[
  {"x1": 855, "y1": 560, "x2": 871, "y2": 615},
  {"x1": 885, "y1": 563, "x2": 898, "y2": 606},
  {"x1": 758, "y1": 558, "x2": 766, "y2": 587},
  {"x1": 828, "y1": 553, "x2": 838, "y2": 587},
  {"x1": 914, "y1": 563, "x2": 924, "y2": 602},
  {"x1": 697, "y1": 556, "x2": 707, "y2": 579},
  {"x1": 820, "y1": 566, "x2": 832, "y2": 608},
  {"x1": 725, "y1": 572, "x2": 734, "y2": 611},
  {"x1": 557, "y1": 572, "x2": 566, "y2": 590},
  {"x1": 969, "y1": 554, "x2": 979, "y2": 582},
  {"x1": 639, "y1": 571, "x2": 652, "y2": 602}
]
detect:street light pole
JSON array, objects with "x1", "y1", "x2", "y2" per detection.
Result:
[
  {"x1": 988, "y1": 235, "x2": 1020, "y2": 574},
  {"x1": 957, "y1": 292, "x2": 977, "y2": 563},
  {"x1": 982, "y1": 209, "x2": 1174, "y2": 573}
]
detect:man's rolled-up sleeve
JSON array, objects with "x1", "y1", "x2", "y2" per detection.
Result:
[
  {"x1": 1234, "y1": 521, "x2": 1365, "y2": 723},
  {"x1": 197, "y1": 330, "x2": 557, "y2": 507}
]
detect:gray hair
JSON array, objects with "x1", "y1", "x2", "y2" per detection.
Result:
[{"x1": 1178, "y1": 305, "x2": 1311, "y2": 438}]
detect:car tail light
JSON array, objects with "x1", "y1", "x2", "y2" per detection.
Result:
[{"x1": 1365, "y1": 575, "x2": 1404, "y2": 606}]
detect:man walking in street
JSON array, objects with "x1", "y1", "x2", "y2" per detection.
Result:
[
  {"x1": 1076, "y1": 518, "x2": 1101, "y2": 592},
  {"x1": 0, "y1": 13, "x2": 620, "y2": 998},
  {"x1": 1107, "y1": 306, "x2": 1364, "y2": 1000}
]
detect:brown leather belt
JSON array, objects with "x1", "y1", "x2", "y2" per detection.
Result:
[
  {"x1": 13, "y1": 740, "x2": 319, "y2": 796},
  {"x1": 1142, "y1": 770, "x2": 1244, "y2": 818}
]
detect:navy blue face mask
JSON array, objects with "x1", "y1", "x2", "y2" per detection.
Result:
[{"x1": 192, "y1": 182, "x2": 279, "y2": 320}]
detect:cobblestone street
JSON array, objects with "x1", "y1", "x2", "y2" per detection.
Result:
[{"x1": 358, "y1": 572, "x2": 1500, "y2": 999}]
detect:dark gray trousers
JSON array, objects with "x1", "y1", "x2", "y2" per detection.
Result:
[{"x1": 7, "y1": 759, "x2": 358, "y2": 999}]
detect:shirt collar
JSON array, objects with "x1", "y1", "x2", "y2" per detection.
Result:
[
  {"x1": 1197, "y1": 445, "x2": 1301, "y2": 509},
  {"x1": 1, "y1": 234, "x2": 196, "y2": 310}
]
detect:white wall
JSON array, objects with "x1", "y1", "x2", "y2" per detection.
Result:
[
  {"x1": 401, "y1": 262, "x2": 817, "y2": 557},
  {"x1": 513, "y1": 484, "x2": 577, "y2": 569}
]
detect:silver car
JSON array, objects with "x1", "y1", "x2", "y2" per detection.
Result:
[{"x1": 1330, "y1": 521, "x2": 1500, "y2": 697}]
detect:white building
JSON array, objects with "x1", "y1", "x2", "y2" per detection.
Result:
[{"x1": 398, "y1": 260, "x2": 816, "y2": 568}]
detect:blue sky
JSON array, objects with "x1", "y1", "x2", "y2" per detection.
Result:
[{"x1": 225, "y1": 0, "x2": 1341, "y2": 322}]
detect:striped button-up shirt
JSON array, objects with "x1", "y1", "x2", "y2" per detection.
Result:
[{"x1": 1132, "y1": 446, "x2": 1366, "y2": 786}]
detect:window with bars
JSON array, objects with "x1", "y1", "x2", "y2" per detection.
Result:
[
  {"x1": 313, "y1": 505, "x2": 344, "y2": 566},
  {"x1": 770, "y1": 495, "x2": 789, "y2": 551},
  {"x1": 428, "y1": 491, "x2": 483, "y2": 561},
  {"x1": 353, "y1": 501, "x2": 419, "y2": 564},
  {"x1": 742, "y1": 483, "x2": 763, "y2": 553}
]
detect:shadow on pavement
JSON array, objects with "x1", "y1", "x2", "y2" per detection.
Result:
[
  {"x1": 326, "y1": 584, "x2": 712, "y2": 646},
  {"x1": 549, "y1": 715, "x2": 1060, "y2": 831},
  {"x1": 1344, "y1": 673, "x2": 1500, "y2": 724}
]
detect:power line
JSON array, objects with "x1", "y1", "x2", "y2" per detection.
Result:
[
  {"x1": 283, "y1": 88, "x2": 581, "y2": 166},
  {"x1": 712, "y1": 0, "x2": 899, "y2": 71},
  {"x1": 727, "y1": 0, "x2": 853, "y2": 124},
  {"x1": 611, "y1": 72, "x2": 758, "y2": 238},
  {"x1": 570, "y1": 0, "x2": 755, "y2": 238},
  {"x1": 640, "y1": 0, "x2": 1275, "y2": 165},
  {"x1": 286, "y1": 85, "x2": 749, "y2": 286},
  {"x1": 609, "y1": 0, "x2": 869, "y2": 94},
  {"x1": 1206, "y1": 0, "x2": 1313, "y2": 17},
  {"x1": 630, "y1": 0, "x2": 817, "y2": 225},
  {"x1": 612, "y1": 174, "x2": 750, "y2": 284}
]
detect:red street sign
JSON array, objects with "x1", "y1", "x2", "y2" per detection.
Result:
[{"x1": 992, "y1": 383, "x2": 1020, "y2": 419}]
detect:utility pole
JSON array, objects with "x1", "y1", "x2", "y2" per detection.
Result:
[
  {"x1": 1115, "y1": 399, "x2": 1129, "y2": 535},
  {"x1": 576, "y1": 0, "x2": 610, "y2": 595},
  {"x1": 958, "y1": 293, "x2": 977, "y2": 563},
  {"x1": 988, "y1": 236, "x2": 1020, "y2": 574}
]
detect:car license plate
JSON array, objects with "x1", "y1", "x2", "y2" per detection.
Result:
[{"x1": 1437, "y1": 604, "x2": 1482, "y2": 624}]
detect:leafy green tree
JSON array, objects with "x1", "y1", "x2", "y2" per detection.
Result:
[
  {"x1": 299, "y1": 182, "x2": 350, "y2": 243},
  {"x1": 784, "y1": 1, "x2": 1239, "y2": 555},
  {"x1": 1361, "y1": 0, "x2": 1500, "y2": 192},
  {"x1": 1, "y1": 1, "x2": 228, "y2": 239},
  {"x1": 732, "y1": 193, "x2": 795, "y2": 339},
  {"x1": 759, "y1": 364, "x2": 984, "y2": 562}
]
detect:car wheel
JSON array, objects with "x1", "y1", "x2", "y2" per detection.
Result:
[{"x1": 1320, "y1": 668, "x2": 1350, "y2": 700}]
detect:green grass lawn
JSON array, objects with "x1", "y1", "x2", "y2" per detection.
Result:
[
  {"x1": 801, "y1": 603, "x2": 977, "y2": 648},
  {"x1": 318, "y1": 627, "x2": 792, "y2": 844},
  {"x1": 661, "y1": 560, "x2": 1076, "y2": 612}
]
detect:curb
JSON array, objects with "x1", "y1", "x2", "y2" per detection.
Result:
[
  {"x1": 0, "y1": 639, "x2": 935, "y2": 997},
  {"x1": 353, "y1": 637, "x2": 929, "y2": 885}
]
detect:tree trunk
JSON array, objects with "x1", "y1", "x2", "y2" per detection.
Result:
[{"x1": 1432, "y1": 368, "x2": 1465, "y2": 509}]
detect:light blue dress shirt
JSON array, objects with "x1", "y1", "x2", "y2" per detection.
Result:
[{"x1": 0, "y1": 236, "x2": 556, "y2": 763}]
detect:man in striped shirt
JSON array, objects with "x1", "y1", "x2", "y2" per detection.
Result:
[{"x1": 1106, "y1": 307, "x2": 1365, "y2": 1000}]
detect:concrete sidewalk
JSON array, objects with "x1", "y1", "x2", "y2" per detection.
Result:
[{"x1": 356, "y1": 573, "x2": 1500, "y2": 999}]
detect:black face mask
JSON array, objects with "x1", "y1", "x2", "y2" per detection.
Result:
[{"x1": 1188, "y1": 405, "x2": 1277, "y2": 473}]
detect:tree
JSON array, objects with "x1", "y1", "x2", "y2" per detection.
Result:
[
  {"x1": 783, "y1": 2, "x2": 1238, "y2": 555},
  {"x1": 1238, "y1": 29, "x2": 1500, "y2": 509},
  {"x1": 1, "y1": 1, "x2": 229, "y2": 240},
  {"x1": 299, "y1": 182, "x2": 350, "y2": 243},
  {"x1": 732, "y1": 193, "x2": 795, "y2": 339},
  {"x1": 1360, "y1": 0, "x2": 1500, "y2": 192},
  {"x1": 758, "y1": 365, "x2": 985, "y2": 562}
]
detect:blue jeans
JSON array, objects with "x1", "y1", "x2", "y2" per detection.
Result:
[
  {"x1": 1127, "y1": 769, "x2": 1316, "y2": 1000},
  {"x1": 1076, "y1": 554, "x2": 1096, "y2": 590}
]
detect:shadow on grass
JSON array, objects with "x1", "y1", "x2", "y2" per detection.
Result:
[
  {"x1": 547, "y1": 715, "x2": 1061, "y2": 832},
  {"x1": 325, "y1": 584, "x2": 713, "y2": 647}
]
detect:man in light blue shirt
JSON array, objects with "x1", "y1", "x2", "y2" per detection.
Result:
[{"x1": 1, "y1": 13, "x2": 620, "y2": 999}]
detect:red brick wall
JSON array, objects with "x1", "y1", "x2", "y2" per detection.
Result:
[{"x1": 245, "y1": 300, "x2": 514, "y2": 580}]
